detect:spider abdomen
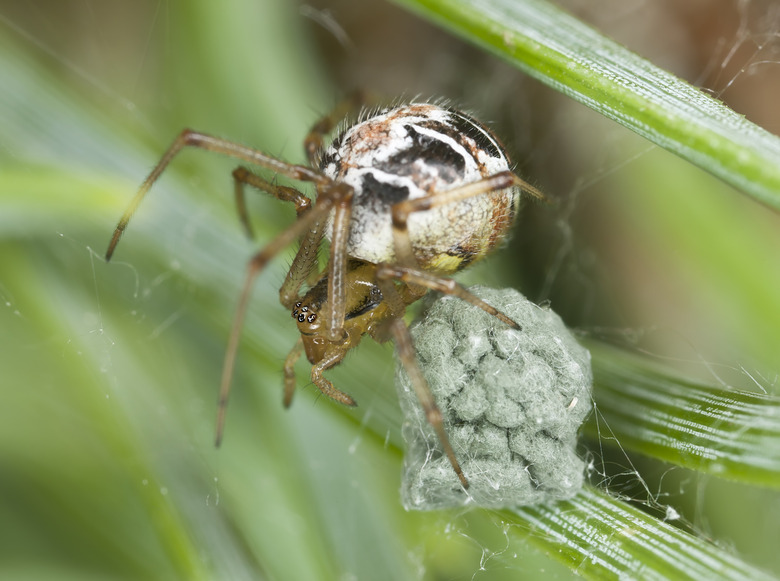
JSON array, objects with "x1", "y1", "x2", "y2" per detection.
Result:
[{"x1": 319, "y1": 103, "x2": 519, "y2": 274}]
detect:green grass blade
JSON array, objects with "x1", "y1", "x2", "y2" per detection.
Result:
[
  {"x1": 512, "y1": 486, "x2": 774, "y2": 581},
  {"x1": 587, "y1": 342, "x2": 780, "y2": 488},
  {"x1": 393, "y1": 0, "x2": 780, "y2": 210}
]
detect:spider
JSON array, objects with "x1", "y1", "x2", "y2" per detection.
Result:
[{"x1": 106, "y1": 95, "x2": 543, "y2": 489}]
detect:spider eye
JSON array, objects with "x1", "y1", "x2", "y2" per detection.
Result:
[
  {"x1": 293, "y1": 303, "x2": 317, "y2": 326},
  {"x1": 292, "y1": 303, "x2": 310, "y2": 319}
]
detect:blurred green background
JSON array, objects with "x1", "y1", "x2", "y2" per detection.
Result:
[{"x1": 1, "y1": 0, "x2": 779, "y2": 579}]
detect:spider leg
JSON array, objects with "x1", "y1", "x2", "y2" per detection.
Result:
[
  {"x1": 283, "y1": 337, "x2": 304, "y2": 408},
  {"x1": 215, "y1": 193, "x2": 338, "y2": 446},
  {"x1": 390, "y1": 170, "x2": 542, "y2": 271},
  {"x1": 310, "y1": 348, "x2": 357, "y2": 407},
  {"x1": 388, "y1": 317, "x2": 469, "y2": 489},
  {"x1": 325, "y1": 190, "x2": 354, "y2": 342},
  {"x1": 303, "y1": 90, "x2": 368, "y2": 164},
  {"x1": 232, "y1": 166, "x2": 311, "y2": 239},
  {"x1": 231, "y1": 166, "x2": 326, "y2": 307},
  {"x1": 279, "y1": 216, "x2": 328, "y2": 309},
  {"x1": 302, "y1": 94, "x2": 371, "y2": 341},
  {"x1": 106, "y1": 129, "x2": 330, "y2": 261},
  {"x1": 376, "y1": 265, "x2": 521, "y2": 330}
]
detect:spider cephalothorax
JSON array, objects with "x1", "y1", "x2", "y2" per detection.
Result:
[{"x1": 106, "y1": 96, "x2": 543, "y2": 489}]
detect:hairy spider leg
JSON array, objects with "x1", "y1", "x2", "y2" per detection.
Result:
[
  {"x1": 105, "y1": 129, "x2": 330, "y2": 261},
  {"x1": 310, "y1": 348, "x2": 357, "y2": 406},
  {"x1": 232, "y1": 166, "x2": 311, "y2": 240},
  {"x1": 390, "y1": 170, "x2": 544, "y2": 278},
  {"x1": 103, "y1": 126, "x2": 359, "y2": 445},
  {"x1": 376, "y1": 264, "x2": 521, "y2": 330},
  {"x1": 374, "y1": 263, "x2": 524, "y2": 490},
  {"x1": 231, "y1": 166, "x2": 324, "y2": 307},
  {"x1": 231, "y1": 90, "x2": 373, "y2": 342},
  {"x1": 373, "y1": 170, "x2": 546, "y2": 488},
  {"x1": 303, "y1": 90, "x2": 368, "y2": 165},
  {"x1": 232, "y1": 166, "x2": 328, "y2": 404},
  {"x1": 303, "y1": 91, "x2": 370, "y2": 342},
  {"x1": 325, "y1": 190, "x2": 354, "y2": 343},
  {"x1": 389, "y1": 315, "x2": 469, "y2": 489},
  {"x1": 368, "y1": 269, "x2": 469, "y2": 488},
  {"x1": 215, "y1": 188, "x2": 350, "y2": 446},
  {"x1": 282, "y1": 338, "x2": 304, "y2": 408}
]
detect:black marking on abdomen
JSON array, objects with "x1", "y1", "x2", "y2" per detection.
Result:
[
  {"x1": 443, "y1": 109, "x2": 504, "y2": 160},
  {"x1": 447, "y1": 243, "x2": 479, "y2": 271},
  {"x1": 372, "y1": 124, "x2": 467, "y2": 183},
  {"x1": 361, "y1": 173, "x2": 410, "y2": 208}
]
